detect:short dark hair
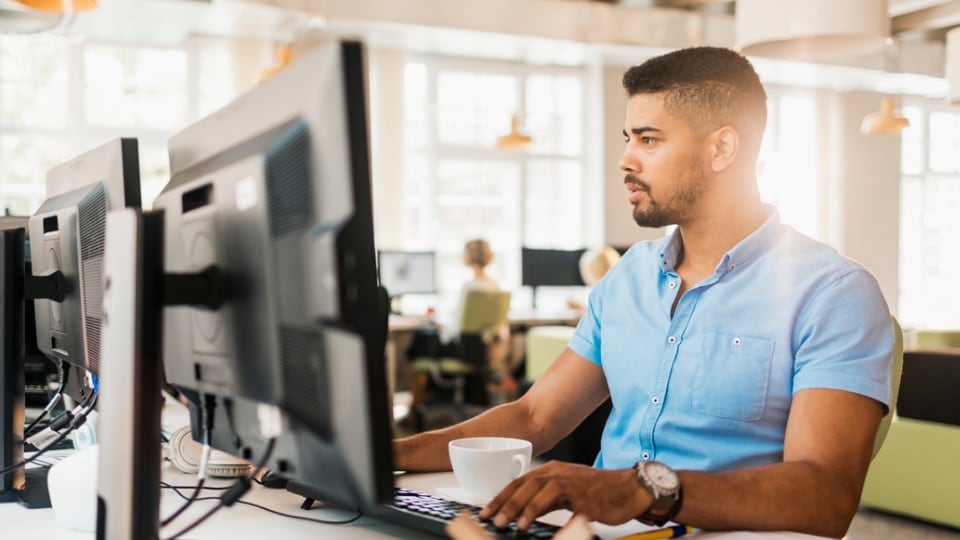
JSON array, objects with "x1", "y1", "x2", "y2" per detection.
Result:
[{"x1": 622, "y1": 47, "x2": 767, "y2": 150}]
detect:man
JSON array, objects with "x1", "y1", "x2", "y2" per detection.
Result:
[{"x1": 394, "y1": 47, "x2": 893, "y2": 538}]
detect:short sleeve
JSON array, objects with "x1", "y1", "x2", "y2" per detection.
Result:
[
  {"x1": 793, "y1": 269, "x2": 894, "y2": 410},
  {"x1": 568, "y1": 280, "x2": 606, "y2": 366}
]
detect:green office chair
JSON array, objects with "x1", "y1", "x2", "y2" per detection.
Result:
[
  {"x1": 410, "y1": 289, "x2": 511, "y2": 431},
  {"x1": 872, "y1": 317, "x2": 904, "y2": 459},
  {"x1": 861, "y1": 319, "x2": 960, "y2": 529},
  {"x1": 909, "y1": 329, "x2": 960, "y2": 349}
]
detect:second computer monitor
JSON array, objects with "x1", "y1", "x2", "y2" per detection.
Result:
[
  {"x1": 521, "y1": 247, "x2": 586, "y2": 288},
  {"x1": 28, "y1": 138, "x2": 141, "y2": 393},
  {"x1": 378, "y1": 250, "x2": 436, "y2": 297}
]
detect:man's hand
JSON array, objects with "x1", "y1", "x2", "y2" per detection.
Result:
[
  {"x1": 448, "y1": 512, "x2": 594, "y2": 540},
  {"x1": 479, "y1": 461, "x2": 650, "y2": 531}
]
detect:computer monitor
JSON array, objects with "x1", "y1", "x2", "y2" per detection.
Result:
[
  {"x1": 154, "y1": 40, "x2": 392, "y2": 511},
  {"x1": 378, "y1": 250, "x2": 436, "y2": 297},
  {"x1": 521, "y1": 247, "x2": 587, "y2": 288},
  {"x1": 1, "y1": 140, "x2": 141, "y2": 509},
  {"x1": 27, "y1": 138, "x2": 142, "y2": 402}
]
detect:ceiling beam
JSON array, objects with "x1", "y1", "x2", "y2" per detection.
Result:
[{"x1": 892, "y1": 0, "x2": 960, "y2": 33}]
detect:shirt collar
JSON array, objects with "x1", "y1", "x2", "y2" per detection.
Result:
[{"x1": 657, "y1": 205, "x2": 782, "y2": 277}]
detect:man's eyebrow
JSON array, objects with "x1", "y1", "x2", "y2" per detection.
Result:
[{"x1": 623, "y1": 126, "x2": 662, "y2": 137}]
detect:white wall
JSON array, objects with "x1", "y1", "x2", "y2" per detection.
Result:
[{"x1": 826, "y1": 91, "x2": 902, "y2": 314}]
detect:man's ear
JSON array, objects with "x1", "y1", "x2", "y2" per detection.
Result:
[{"x1": 708, "y1": 126, "x2": 739, "y2": 173}]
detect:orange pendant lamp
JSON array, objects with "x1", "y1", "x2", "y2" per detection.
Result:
[
  {"x1": 495, "y1": 115, "x2": 532, "y2": 150},
  {"x1": 15, "y1": 0, "x2": 96, "y2": 13}
]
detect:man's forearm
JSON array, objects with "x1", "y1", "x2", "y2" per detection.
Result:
[
  {"x1": 675, "y1": 461, "x2": 863, "y2": 538},
  {"x1": 394, "y1": 398, "x2": 548, "y2": 472}
]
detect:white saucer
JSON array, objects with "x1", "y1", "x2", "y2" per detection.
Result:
[{"x1": 437, "y1": 486, "x2": 493, "y2": 506}]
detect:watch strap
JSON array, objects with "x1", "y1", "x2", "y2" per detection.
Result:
[
  {"x1": 639, "y1": 484, "x2": 683, "y2": 526},
  {"x1": 635, "y1": 461, "x2": 683, "y2": 527}
]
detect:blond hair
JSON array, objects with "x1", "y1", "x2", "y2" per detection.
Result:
[
  {"x1": 464, "y1": 239, "x2": 494, "y2": 268},
  {"x1": 580, "y1": 245, "x2": 621, "y2": 286}
]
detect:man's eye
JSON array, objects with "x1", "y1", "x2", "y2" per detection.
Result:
[{"x1": 641, "y1": 137, "x2": 657, "y2": 145}]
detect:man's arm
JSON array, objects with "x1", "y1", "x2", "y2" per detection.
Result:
[
  {"x1": 393, "y1": 348, "x2": 609, "y2": 472},
  {"x1": 482, "y1": 388, "x2": 883, "y2": 539}
]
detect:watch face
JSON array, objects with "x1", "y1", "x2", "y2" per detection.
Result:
[{"x1": 645, "y1": 461, "x2": 679, "y2": 491}]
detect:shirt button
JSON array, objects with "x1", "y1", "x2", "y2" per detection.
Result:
[
  {"x1": 728, "y1": 263, "x2": 736, "y2": 271},
  {"x1": 667, "y1": 336, "x2": 677, "y2": 344},
  {"x1": 651, "y1": 396, "x2": 660, "y2": 404},
  {"x1": 642, "y1": 452, "x2": 650, "y2": 460},
  {"x1": 732, "y1": 337, "x2": 742, "y2": 346},
  {"x1": 668, "y1": 281, "x2": 676, "y2": 289}
]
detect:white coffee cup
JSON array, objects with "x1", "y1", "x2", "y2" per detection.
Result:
[{"x1": 449, "y1": 437, "x2": 532, "y2": 498}]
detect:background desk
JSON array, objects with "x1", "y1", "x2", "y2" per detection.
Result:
[{"x1": 1, "y1": 465, "x2": 829, "y2": 539}]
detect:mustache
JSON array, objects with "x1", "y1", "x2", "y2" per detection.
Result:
[{"x1": 624, "y1": 175, "x2": 650, "y2": 192}]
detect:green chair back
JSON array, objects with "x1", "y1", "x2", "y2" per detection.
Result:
[
  {"x1": 872, "y1": 317, "x2": 904, "y2": 459},
  {"x1": 459, "y1": 289, "x2": 511, "y2": 335},
  {"x1": 911, "y1": 329, "x2": 960, "y2": 349},
  {"x1": 525, "y1": 325, "x2": 575, "y2": 382}
]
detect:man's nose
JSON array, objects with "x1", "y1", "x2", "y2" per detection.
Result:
[{"x1": 619, "y1": 148, "x2": 639, "y2": 174}]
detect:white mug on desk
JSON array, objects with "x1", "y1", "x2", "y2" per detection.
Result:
[{"x1": 449, "y1": 437, "x2": 532, "y2": 498}]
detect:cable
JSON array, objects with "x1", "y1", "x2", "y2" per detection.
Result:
[
  {"x1": 23, "y1": 360, "x2": 70, "y2": 437},
  {"x1": 160, "y1": 478, "x2": 206, "y2": 527},
  {"x1": 0, "y1": 391, "x2": 97, "y2": 478},
  {"x1": 160, "y1": 481, "x2": 363, "y2": 525},
  {"x1": 164, "y1": 438, "x2": 276, "y2": 540},
  {"x1": 160, "y1": 481, "x2": 231, "y2": 491},
  {"x1": 160, "y1": 395, "x2": 215, "y2": 527}
]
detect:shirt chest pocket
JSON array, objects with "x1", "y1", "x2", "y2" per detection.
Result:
[{"x1": 691, "y1": 333, "x2": 775, "y2": 421}]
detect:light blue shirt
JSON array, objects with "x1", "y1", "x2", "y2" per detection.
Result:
[{"x1": 569, "y1": 209, "x2": 893, "y2": 472}]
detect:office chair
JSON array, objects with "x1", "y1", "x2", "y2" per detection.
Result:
[
  {"x1": 410, "y1": 289, "x2": 511, "y2": 431},
  {"x1": 872, "y1": 317, "x2": 904, "y2": 459},
  {"x1": 861, "y1": 319, "x2": 960, "y2": 529}
]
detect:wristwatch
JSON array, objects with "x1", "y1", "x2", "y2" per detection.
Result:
[{"x1": 634, "y1": 460, "x2": 683, "y2": 526}]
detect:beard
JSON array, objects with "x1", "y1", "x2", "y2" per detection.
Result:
[{"x1": 628, "y1": 159, "x2": 705, "y2": 228}]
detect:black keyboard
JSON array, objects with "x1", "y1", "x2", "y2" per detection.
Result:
[{"x1": 373, "y1": 487, "x2": 568, "y2": 539}]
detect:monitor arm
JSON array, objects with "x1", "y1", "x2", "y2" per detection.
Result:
[
  {"x1": 23, "y1": 271, "x2": 65, "y2": 303},
  {"x1": 164, "y1": 266, "x2": 223, "y2": 310}
]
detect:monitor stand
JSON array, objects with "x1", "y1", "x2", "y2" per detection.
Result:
[
  {"x1": 0, "y1": 228, "x2": 51, "y2": 508},
  {"x1": 0, "y1": 467, "x2": 51, "y2": 508}
]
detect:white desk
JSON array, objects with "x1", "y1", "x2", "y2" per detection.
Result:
[
  {"x1": 0, "y1": 388, "x2": 825, "y2": 539},
  {"x1": 0, "y1": 464, "x2": 828, "y2": 539}
]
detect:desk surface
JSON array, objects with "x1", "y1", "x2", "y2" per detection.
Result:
[
  {"x1": 1, "y1": 402, "x2": 825, "y2": 539},
  {"x1": 1, "y1": 466, "x2": 827, "y2": 540},
  {"x1": 389, "y1": 309, "x2": 579, "y2": 332}
]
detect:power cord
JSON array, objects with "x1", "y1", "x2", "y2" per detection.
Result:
[
  {"x1": 160, "y1": 481, "x2": 362, "y2": 526},
  {"x1": 163, "y1": 437, "x2": 276, "y2": 540},
  {"x1": 23, "y1": 360, "x2": 70, "y2": 437},
  {"x1": 0, "y1": 390, "x2": 97, "y2": 478},
  {"x1": 160, "y1": 394, "x2": 215, "y2": 527}
]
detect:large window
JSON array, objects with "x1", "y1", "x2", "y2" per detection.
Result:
[
  {"x1": 0, "y1": 34, "x2": 240, "y2": 216},
  {"x1": 899, "y1": 102, "x2": 960, "y2": 329},
  {"x1": 402, "y1": 57, "x2": 587, "y2": 307},
  {"x1": 757, "y1": 87, "x2": 820, "y2": 240}
]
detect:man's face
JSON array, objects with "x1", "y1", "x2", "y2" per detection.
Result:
[{"x1": 619, "y1": 93, "x2": 707, "y2": 229}]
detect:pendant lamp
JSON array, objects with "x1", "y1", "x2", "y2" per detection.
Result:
[
  {"x1": 736, "y1": 0, "x2": 890, "y2": 61},
  {"x1": 16, "y1": 0, "x2": 95, "y2": 13},
  {"x1": 495, "y1": 115, "x2": 532, "y2": 150},
  {"x1": 259, "y1": 44, "x2": 294, "y2": 83},
  {"x1": 860, "y1": 96, "x2": 910, "y2": 135}
]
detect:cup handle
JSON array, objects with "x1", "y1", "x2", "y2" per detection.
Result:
[{"x1": 511, "y1": 454, "x2": 530, "y2": 478}]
